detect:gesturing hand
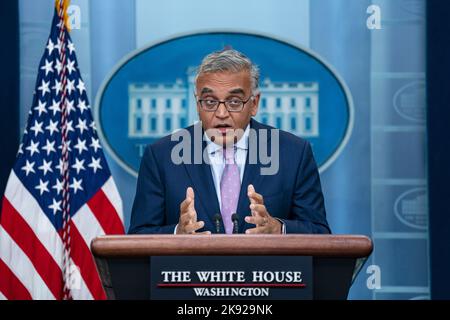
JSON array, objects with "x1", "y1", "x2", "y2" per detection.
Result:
[
  {"x1": 245, "y1": 184, "x2": 282, "y2": 234},
  {"x1": 176, "y1": 187, "x2": 211, "y2": 235}
]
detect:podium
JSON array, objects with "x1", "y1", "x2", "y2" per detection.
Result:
[{"x1": 91, "y1": 235, "x2": 373, "y2": 300}]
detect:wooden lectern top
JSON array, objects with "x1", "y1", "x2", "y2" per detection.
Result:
[{"x1": 91, "y1": 234, "x2": 373, "y2": 258}]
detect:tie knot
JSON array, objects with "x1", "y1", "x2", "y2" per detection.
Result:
[{"x1": 223, "y1": 147, "x2": 235, "y2": 164}]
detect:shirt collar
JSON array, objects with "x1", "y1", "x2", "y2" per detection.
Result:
[{"x1": 204, "y1": 124, "x2": 250, "y2": 155}]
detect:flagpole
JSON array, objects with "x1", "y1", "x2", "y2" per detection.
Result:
[{"x1": 56, "y1": 0, "x2": 72, "y2": 300}]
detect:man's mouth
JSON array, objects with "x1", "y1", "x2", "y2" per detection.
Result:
[{"x1": 214, "y1": 124, "x2": 233, "y2": 133}]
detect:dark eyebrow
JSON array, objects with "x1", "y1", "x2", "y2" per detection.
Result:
[
  {"x1": 200, "y1": 87, "x2": 214, "y2": 95},
  {"x1": 228, "y1": 88, "x2": 245, "y2": 95}
]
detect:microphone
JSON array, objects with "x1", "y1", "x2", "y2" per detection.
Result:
[
  {"x1": 231, "y1": 213, "x2": 239, "y2": 234},
  {"x1": 213, "y1": 214, "x2": 222, "y2": 234}
]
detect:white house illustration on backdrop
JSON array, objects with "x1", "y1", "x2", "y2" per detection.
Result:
[{"x1": 128, "y1": 67, "x2": 320, "y2": 138}]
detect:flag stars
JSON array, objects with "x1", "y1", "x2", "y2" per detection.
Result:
[
  {"x1": 65, "y1": 99, "x2": 76, "y2": 115},
  {"x1": 21, "y1": 160, "x2": 35, "y2": 176},
  {"x1": 77, "y1": 80, "x2": 86, "y2": 95},
  {"x1": 42, "y1": 139, "x2": 56, "y2": 156},
  {"x1": 26, "y1": 140, "x2": 40, "y2": 156},
  {"x1": 38, "y1": 159, "x2": 53, "y2": 176},
  {"x1": 45, "y1": 119, "x2": 59, "y2": 136},
  {"x1": 55, "y1": 39, "x2": 62, "y2": 54},
  {"x1": 30, "y1": 120, "x2": 44, "y2": 136},
  {"x1": 66, "y1": 79, "x2": 75, "y2": 95},
  {"x1": 70, "y1": 178, "x2": 83, "y2": 194},
  {"x1": 90, "y1": 138, "x2": 102, "y2": 153},
  {"x1": 76, "y1": 119, "x2": 88, "y2": 135},
  {"x1": 46, "y1": 39, "x2": 56, "y2": 55},
  {"x1": 48, "y1": 99, "x2": 61, "y2": 115},
  {"x1": 67, "y1": 40, "x2": 75, "y2": 54},
  {"x1": 52, "y1": 79, "x2": 62, "y2": 95},
  {"x1": 58, "y1": 140, "x2": 72, "y2": 153},
  {"x1": 55, "y1": 59, "x2": 63, "y2": 74},
  {"x1": 48, "y1": 198, "x2": 62, "y2": 215},
  {"x1": 65, "y1": 120, "x2": 75, "y2": 134},
  {"x1": 40, "y1": 59, "x2": 54, "y2": 76},
  {"x1": 16, "y1": 22, "x2": 119, "y2": 220},
  {"x1": 66, "y1": 59, "x2": 76, "y2": 75},
  {"x1": 35, "y1": 179, "x2": 49, "y2": 195},
  {"x1": 37, "y1": 80, "x2": 50, "y2": 96},
  {"x1": 34, "y1": 100, "x2": 47, "y2": 117},
  {"x1": 89, "y1": 121, "x2": 97, "y2": 131},
  {"x1": 55, "y1": 159, "x2": 65, "y2": 175},
  {"x1": 77, "y1": 99, "x2": 88, "y2": 113},
  {"x1": 88, "y1": 157, "x2": 102, "y2": 173},
  {"x1": 72, "y1": 158, "x2": 86, "y2": 174},
  {"x1": 59, "y1": 121, "x2": 75, "y2": 135},
  {"x1": 52, "y1": 179, "x2": 63, "y2": 195},
  {"x1": 74, "y1": 138, "x2": 88, "y2": 154},
  {"x1": 18, "y1": 143, "x2": 24, "y2": 155}
]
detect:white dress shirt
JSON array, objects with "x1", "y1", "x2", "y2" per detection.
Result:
[{"x1": 204, "y1": 125, "x2": 249, "y2": 209}]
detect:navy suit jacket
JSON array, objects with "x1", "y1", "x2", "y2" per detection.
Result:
[{"x1": 129, "y1": 119, "x2": 330, "y2": 234}]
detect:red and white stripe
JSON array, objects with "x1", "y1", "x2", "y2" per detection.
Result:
[{"x1": 0, "y1": 171, "x2": 124, "y2": 300}]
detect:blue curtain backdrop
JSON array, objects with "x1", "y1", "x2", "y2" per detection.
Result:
[
  {"x1": 0, "y1": 0, "x2": 19, "y2": 199},
  {"x1": 427, "y1": 0, "x2": 450, "y2": 300},
  {"x1": 14, "y1": 0, "x2": 441, "y2": 300}
]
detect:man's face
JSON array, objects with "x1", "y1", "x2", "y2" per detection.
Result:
[{"x1": 196, "y1": 70, "x2": 260, "y2": 146}]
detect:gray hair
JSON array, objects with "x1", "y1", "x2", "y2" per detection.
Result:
[{"x1": 195, "y1": 49, "x2": 260, "y2": 94}]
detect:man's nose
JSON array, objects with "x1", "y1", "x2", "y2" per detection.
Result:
[{"x1": 215, "y1": 102, "x2": 230, "y2": 119}]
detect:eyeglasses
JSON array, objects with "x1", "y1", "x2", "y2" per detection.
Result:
[{"x1": 197, "y1": 96, "x2": 254, "y2": 112}]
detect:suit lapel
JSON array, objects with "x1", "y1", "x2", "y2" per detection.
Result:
[
  {"x1": 182, "y1": 124, "x2": 221, "y2": 231},
  {"x1": 236, "y1": 157, "x2": 261, "y2": 232},
  {"x1": 236, "y1": 119, "x2": 271, "y2": 233}
]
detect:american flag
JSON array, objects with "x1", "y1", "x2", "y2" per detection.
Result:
[{"x1": 0, "y1": 1, "x2": 124, "y2": 300}]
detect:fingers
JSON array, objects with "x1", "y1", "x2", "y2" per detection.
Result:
[
  {"x1": 245, "y1": 214, "x2": 282, "y2": 234},
  {"x1": 247, "y1": 185, "x2": 257, "y2": 204},
  {"x1": 180, "y1": 187, "x2": 196, "y2": 215},
  {"x1": 179, "y1": 196, "x2": 192, "y2": 214},
  {"x1": 245, "y1": 226, "x2": 267, "y2": 234},
  {"x1": 177, "y1": 220, "x2": 210, "y2": 235},
  {"x1": 178, "y1": 211, "x2": 205, "y2": 234},
  {"x1": 245, "y1": 214, "x2": 269, "y2": 226},
  {"x1": 186, "y1": 187, "x2": 195, "y2": 211},
  {"x1": 186, "y1": 187, "x2": 194, "y2": 201},
  {"x1": 245, "y1": 218, "x2": 280, "y2": 234},
  {"x1": 247, "y1": 184, "x2": 264, "y2": 205},
  {"x1": 180, "y1": 187, "x2": 195, "y2": 211},
  {"x1": 180, "y1": 210, "x2": 196, "y2": 226},
  {"x1": 246, "y1": 202, "x2": 270, "y2": 226},
  {"x1": 245, "y1": 193, "x2": 278, "y2": 234},
  {"x1": 195, "y1": 230, "x2": 212, "y2": 235},
  {"x1": 177, "y1": 187, "x2": 201, "y2": 234},
  {"x1": 184, "y1": 220, "x2": 205, "y2": 234},
  {"x1": 249, "y1": 203, "x2": 268, "y2": 217},
  {"x1": 177, "y1": 214, "x2": 207, "y2": 234}
]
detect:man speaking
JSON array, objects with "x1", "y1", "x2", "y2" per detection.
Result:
[{"x1": 129, "y1": 49, "x2": 330, "y2": 235}]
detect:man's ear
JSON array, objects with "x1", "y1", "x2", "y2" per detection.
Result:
[{"x1": 251, "y1": 93, "x2": 260, "y2": 117}]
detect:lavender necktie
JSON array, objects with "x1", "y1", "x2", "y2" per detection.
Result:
[{"x1": 220, "y1": 147, "x2": 241, "y2": 234}]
